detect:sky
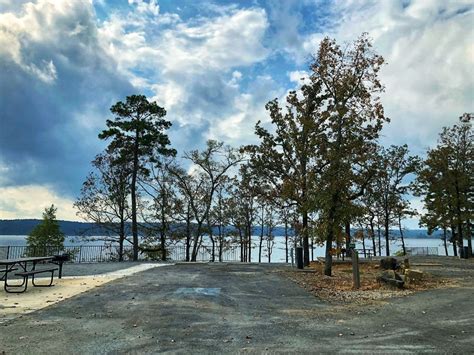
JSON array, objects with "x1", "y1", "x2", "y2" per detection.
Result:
[{"x1": 0, "y1": 0, "x2": 473, "y2": 227}]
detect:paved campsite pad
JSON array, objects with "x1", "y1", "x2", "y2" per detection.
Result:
[
  {"x1": 0, "y1": 263, "x2": 167, "y2": 321},
  {"x1": 0, "y1": 261, "x2": 473, "y2": 354}
]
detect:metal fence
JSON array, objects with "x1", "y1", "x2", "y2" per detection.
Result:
[
  {"x1": 405, "y1": 247, "x2": 438, "y2": 256},
  {"x1": 0, "y1": 244, "x2": 242, "y2": 263}
]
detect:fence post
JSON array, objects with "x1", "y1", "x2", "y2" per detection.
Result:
[
  {"x1": 79, "y1": 246, "x2": 82, "y2": 263},
  {"x1": 352, "y1": 250, "x2": 361, "y2": 289},
  {"x1": 6, "y1": 246, "x2": 10, "y2": 259}
]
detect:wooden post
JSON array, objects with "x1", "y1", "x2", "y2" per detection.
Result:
[{"x1": 352, "y1": 250, "x2": 360, "y2": 289}]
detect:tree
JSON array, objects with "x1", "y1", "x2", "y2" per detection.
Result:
[
  {"x1": 373, "y1": 145, "x2": 419, "y2": 256},
  {"x1": 99, "y1": 95, "x2": 175, "y2": 261},
  {"x1": 170, "y1": 168, "x2": 209, "y2": 262},
  {"x1": 416, "y1": 115, "x2": 473, "y2": 255},
  {"x1": 310, "y1": 34, "x2": 388, "y2": 276},
  {"x1": 139, "y1": 156, "x2": 181, "y2": 261},
  {"x1": 416, "y1": 146, "x2": 458, "y2": 255},
  {"x1": 75, "y1": 149, "x2": 132, "y2": 261},
  {"x1": 245, "y1": 77, "x2": 325, "y2": 267},
  {"x1": 210, "y1": 176, "x2": 232, "y2": 262},
  {"x1": 177, "y1": 140, "x2": 243, "y2": 261},
  {"x1": 27, "y1": 205, "x2": 65, "y2": 254}
]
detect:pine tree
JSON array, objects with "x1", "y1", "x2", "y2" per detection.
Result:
[
  {"x1": 27, "y1": 205, "x2": 65, "y2": 255},
  {"x1": 99, "y1": 95, "x2": 175, "y2": 260}
]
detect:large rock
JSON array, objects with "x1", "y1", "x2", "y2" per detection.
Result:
[
  {"x1": 376, "y1": 270, "x2": 405, "y2": 289},
  {"x1": 405, "y1": 269, "x2": 424, "y2": 285},
  {"x1": 380, "y1": 257, "x2": 400, "y2": 270}
]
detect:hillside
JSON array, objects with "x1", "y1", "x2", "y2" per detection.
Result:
[{"x1": 0, "y1": 219, "x2": 443, "y2": 238}]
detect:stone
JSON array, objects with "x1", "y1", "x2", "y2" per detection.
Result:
[
  {"x1": 405, "y1": 269, "x2": 424, "y2": 285},
  {"x1": 380, "y1": 257, "x2": 400, "y2": 270},
  {"x1": 404, "y1": 258, "x2": 410, "y2": 269},
  {"x1": 376, "y1": 270, "x2": 405, "y2": 289}
]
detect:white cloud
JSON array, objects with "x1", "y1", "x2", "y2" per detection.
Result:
[
  {"x1": 129, "y1": 0, "x2": 160, "y2": 16},
  {"x1": 288, "y1": 70, "x2": 310, "y2": 84},
  {"x1": 25, "y1": 59, "x2": 57, "y2": 84},
  {"x1": 303, "y1": 0, "x2": 474, "y2": 152},
  {"x1": 0, "y1": 185, "x2": 78, "y2": 221},
  {"x1": 96, "y1": 5, "x2": 272, "y2": 148}
]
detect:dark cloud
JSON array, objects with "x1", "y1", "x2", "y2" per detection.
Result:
[{"x1": 0, "y1": 1, "x2": 133, "y2": 196}]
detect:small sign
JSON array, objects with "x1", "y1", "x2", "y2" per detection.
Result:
[{"x1": 349, "y1": 243, "x2": 356, "y2": 249}]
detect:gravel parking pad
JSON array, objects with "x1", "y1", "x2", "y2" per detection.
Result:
[{"x1": 0, "y1": 261, "x2": 473, "y2": 354}]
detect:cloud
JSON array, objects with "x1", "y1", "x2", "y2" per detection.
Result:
[
  {"x1": 0, "y1": 185, "x2": 77, "y2": 220},
  {"x1": 301, "y1": 0, "x2": 474, "y2": 153},
  {"x1": 1, "y1": 0, "x2": 472, "y2": 223},
  {"x1": 128, "y1": 0, "x2": 160, "y2": 16},
  {"x1": 97, "y1": 5, "x2": 272, "y2": 150},
  {"x1": 0, "y1": 0, "x2": 133, "y2": 196}
]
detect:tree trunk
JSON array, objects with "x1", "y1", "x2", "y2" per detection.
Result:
[
  {"x1": 324, "y1": 201, "x2": 337, "y2": 276},
  {"x1": 160, "y1": 198, "x2": 167, "y2": 261},
  {"x1": 369, "y1": 217, "x2": 376, "y2": 257},
  {"x1": 345, "y1": 222, "x2": 351, "y2": 252},
  {"x1": 377, "y1": 222, "x2": 382, "y2": 256},
  {"x1": 285, "y1": 220, "x2": 289, "y2": 263},
  {"x1": 191, "y1": 223, "x2": 202, "y2": 261},
  {"x1": 185, "y1": 234, "x2": 190, "y2": 262},
  {"x1": 239, "y1": 229, "x2": 243, "y2": 262},
  {"x1": 302, "y1": 211, "x2": 310, "y2": 266},
  {"x1": 218, "y1": 225, "x2": 223, "y2": 262},
  {"x1": 119, "y1": 218, "x2": 124, "y2": 262},
  {"x1": 443, "y1": 227, "x2": 449, "y2": 256},
  {"x1": 451, "y1": 227, "x2": 458, "y2": 257},
  {"x1": 467, "y1": 230, "x2": 472, "y2": 257},
  {"x1": 131, "y1": 134, "x2": 139, "y2": 261},
  {"x1": 185, "y1": 210, "x2": 191, "y2": 262},
  {"x1": 247, "y1": 224, "x2": 252, "y2": 263},
  {"x1": 210, "y1": 235, "x2": 215, "y2": 262},
  {"x1": 398, "y1": 215, "x2": 406, "y2": 256},
  {"x1": 384, "y1": 214, "x2": 390, "y2": 256},
  {"x1": 324, "y1": 222, "x2": 334, "y2": 276},
  {"x1": 455, "y1": 181, "x2": 464, "y2": 250},
  {"x1": 259, "y1": 205, "x2": 264, "y2": 263},
  {"x1": 267, "y1": 239, "x2": 271, "y2": 263}
]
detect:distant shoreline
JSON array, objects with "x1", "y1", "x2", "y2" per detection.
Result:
[{"x1": 0, "y1": 219, "x2": 443, "y2": 238}]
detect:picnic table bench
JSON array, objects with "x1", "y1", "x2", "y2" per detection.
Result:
[{"x1": 0, "y1": 255, "x2": 68, "y2": 293}]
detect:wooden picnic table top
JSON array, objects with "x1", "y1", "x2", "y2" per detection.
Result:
[{"x1": 0, "y1": 256, "x2": 54, "y2": 265}]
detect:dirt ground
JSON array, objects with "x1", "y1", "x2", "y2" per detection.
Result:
[
  {"x1": 0, "y1": 257, "x2": 473, "y2": 354},
  {"x1": 283, "y1": 256, "x2": 461, "y2": 304}
]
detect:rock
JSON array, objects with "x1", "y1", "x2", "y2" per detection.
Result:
[
  {"x1": 404, "y1": 258, "x2": 410, "y2": 269},
  {"x1": 405, "y1": 269, "x2": 424, "y2": 285},
  {"x1": 376, "y1": 270, "x2": 404, "y2": 289},
  {"x1": 380, "y1": 257, "x2": 400, "y2": 270},
  {"x1": 381, "y1": 270, "x2": 395, "y2": 279}
]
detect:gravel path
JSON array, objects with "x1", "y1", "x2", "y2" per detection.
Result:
[{"x1": 0, "y1": 259, "x2": 473, "y2": 354}]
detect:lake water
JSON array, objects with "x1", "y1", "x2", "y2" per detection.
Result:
[{"x1": 1, "y1": 235, "x2": 470, "y2": 262}]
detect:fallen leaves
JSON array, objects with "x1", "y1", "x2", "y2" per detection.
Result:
[{"x1": 281, "y1": 261, "x2": 450, "y2": 305}]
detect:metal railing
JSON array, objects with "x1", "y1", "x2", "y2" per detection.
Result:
[
  {"x1": 405, "y1": 247, "x2": 438, "y2": 256},
  {"x1": 0, "y1": 244, "x2": 242, "y2": 263}
]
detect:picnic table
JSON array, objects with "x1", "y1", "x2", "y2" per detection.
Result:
[{"x1": 0, "y1": 256, "x2": 64, "y2": 293}]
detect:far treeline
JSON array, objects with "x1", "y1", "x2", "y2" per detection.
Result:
[{"x1": 73, "y1": 33, "x2": 473, "y2": 276}]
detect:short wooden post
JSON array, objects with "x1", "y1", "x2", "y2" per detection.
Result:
[{"x1": 352, "y1": 250, "x2": 360, "y2": 289}]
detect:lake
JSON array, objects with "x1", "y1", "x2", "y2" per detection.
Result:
[{"x1": 1, "y1": 235, "x2": 469, "y2": 262}]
